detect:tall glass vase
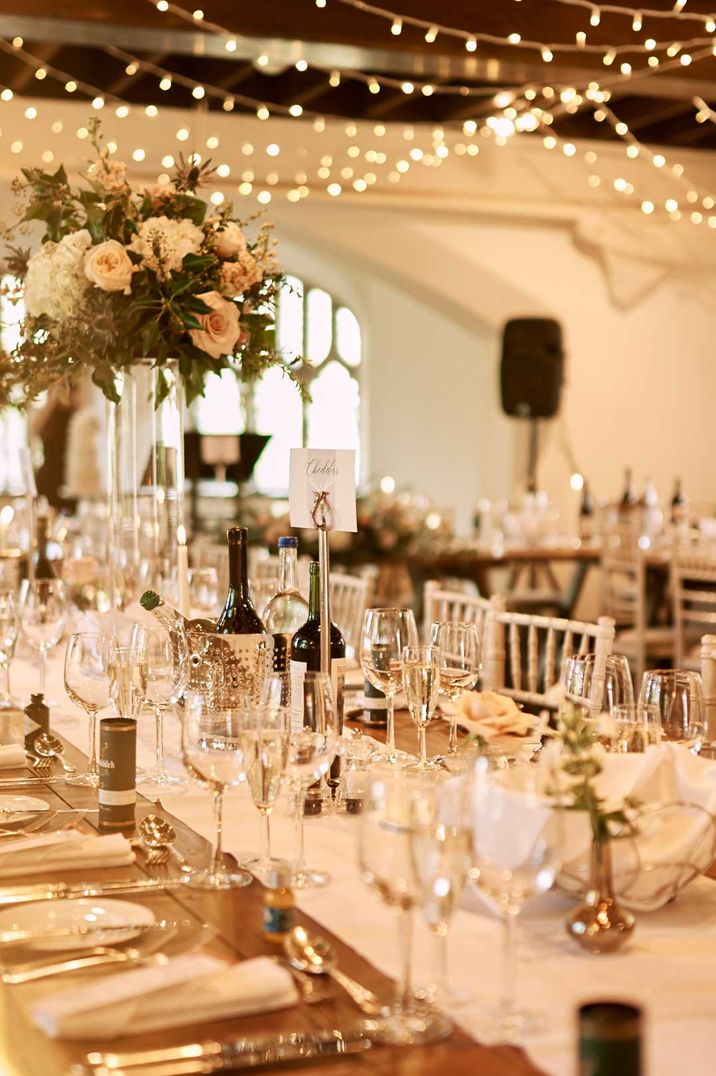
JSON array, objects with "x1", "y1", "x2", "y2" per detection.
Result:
[{"x1": 106, "y1": 360, "x2": 185, "y2": 612}]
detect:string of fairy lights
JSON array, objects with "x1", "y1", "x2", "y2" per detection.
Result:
[{"x1": 0, "y1": 0, "x2": 714, "y2": 222}]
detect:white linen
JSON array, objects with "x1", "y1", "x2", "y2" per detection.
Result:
[
  {"x1": 0, "y1": 744, "x2": 26, "y2": 769},
  {"x1": 0, "y1": 830, "x2": 134, "y2": 877},
  {"x1": 16, "y1": 648, "x2": 716, "y2": 1074},
  {"x1": 30, "y1": 953, "x2": 298, "y2": 1040}
]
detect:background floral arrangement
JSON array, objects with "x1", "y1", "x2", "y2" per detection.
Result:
[{"x1": 0, "y1": 119, "x2": 301, "y2": 406}]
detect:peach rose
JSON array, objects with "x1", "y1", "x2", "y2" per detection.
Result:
[
  {"x1": 456, "y1": 691, "x2": 532, "y2": 737},
  {"x1": 84, "y1": 240, "x2": 134, "y2": 295},
  {"x1": 189, "y1": 291, "x2": 241, "y2": 359},
  {"x1": 219, "y1": 251, "x2": 263, "y2": 297},
  {"x1": 214, "y1": 221, "x2": 247, "y2": 259}
]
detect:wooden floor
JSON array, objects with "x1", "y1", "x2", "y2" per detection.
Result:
[{"x1": 0, "y1": 715, "x2": 545, "y2": 1076}]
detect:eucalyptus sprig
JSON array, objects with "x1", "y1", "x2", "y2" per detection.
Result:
[{"x1": 548, "y1": 701, "x2": 641, "y2": 845}]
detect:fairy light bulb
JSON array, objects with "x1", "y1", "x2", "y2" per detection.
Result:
[
  {"x1": 425, "y1": 25, "x2": 438, "y2": 43},
  {"x1": 576, "y1": 31, "x2": 586, "y2": 46},
  {"x1": 391, "y1": 17, "x2": 402, "y2": 35},
  {"x1": 465, "y1": 37, "x2": 477, "y2": 52},
  {"x1": 542, "y1": 46, "x2": 554, "y2": 62},
  {"x1": 590, "y1": 6, "x2": 601, "y2": 26},
  {"x1": 159, "y1": 77, "x2": 172, "y2": 91},
  {"x1": 632, "y1": 11, "x2": 642, "y2": 30}
]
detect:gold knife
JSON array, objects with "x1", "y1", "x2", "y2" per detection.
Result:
[{"x1": 0, "y1": 878, "x2": 190, "y2": 906}]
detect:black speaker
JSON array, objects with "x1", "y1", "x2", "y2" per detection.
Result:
[{"x1": 500, "y1": 318, "x2": 564, "y2": 419}]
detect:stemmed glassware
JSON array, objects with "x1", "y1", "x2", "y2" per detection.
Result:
[
  {"x1": 429, "y1": 622, "x2": 481, "y2": 753},
  {"x1": 402, "y1": 644, "x2": 441, "y2": 771},
  {"x1": 563, "y1": 653, "x2": 634, "y2": 714},
  {"x1": 241, "y1": 697, "x2": 291, "y2": 880},
  {"x1": 360, "y1": 608, "x2": 418, "y2": 764},
  {"x1": 468, "y1": 756, "x2": 562, "y2": 1041},
  {"x1": 409, "y1": 775, "x2": 473, "y2": 1009},
  {"x1": 182, "y1": 633, "x2": 252, "y2": 889},
  {"x1": 287, "y1": 671, "x2": 338, "y2": 888},
  {"x1": 21, "y1": 579, "x2": 67, "y2": 700},
  {"x1": 359, "y1": 767, "x2": 452, "y2": 1046},
  {"x1": 639, "y1": 669, "x2": 705, "y2": 752},
  {"x1": 63, "y1": 632, "x2": 112, "y2": 787},
  {"x1": 0, "y1": 591, "x2": 19, "y2": 710},
  {"x1": 610, "y1": 703, "x2": 662, "y2": 752},
  {"x1": 131, "y1": 623, "x2": 189, "y2": 795},
  {"x1": 189, "y1": 567, "x2": 219, "y2": 619}
]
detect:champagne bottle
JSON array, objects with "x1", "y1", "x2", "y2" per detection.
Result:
[
  {"x1": 140, "y1": 590, "x2": 213, "y2": 633},
  {"x1": 618, "y1": 468, "x2": 637, "y2": 518},
  {"x1": 33, "y1": 515, "x2": 57, "y2": 580},
  {"x1": 214, "y1": 526, "x2": 271, "y2": 701},
  {"x1": 263, "y1": 537, "x2": 308, "y2": 673},
  {"x1": 290, "y1": 561, "x2": 345, "y2": 812},
  {"x1": 671, "y1": 477, "x2": 688, "y2": 525}
]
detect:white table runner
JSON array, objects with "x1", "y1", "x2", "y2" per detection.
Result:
[{"x1": 12, "y1": 650, "x2": 716, "y2": 1075}]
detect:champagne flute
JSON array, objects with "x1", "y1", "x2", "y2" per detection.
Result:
[
  {"x1": 131, "y1": 623, "x2": 189, "y2": 795},
  {"x1": 402, "y1": 644, "x2": 441, "y2": 771},
  {"x1": 0, "y1": 590, "x2": 19, "y2": 709},
  {"x1": 469, "y1": 757, "x2": 562, "y2": 1041},
  {"x1": 638, "y1": 669, "x2": 705, "y2": 752},
  {"x1": 429, "y1": 622, "x2": 481, "y2": 753},
  {"x1": 64, "y1": 632, "x2": 112, "y2": 787},
  {"x1": 108, "y1": 641, "x2": 144, "y2": 722},
  {"x1": 359, "y1": 767, "x2": 452, "y2": 1046},
  {"x1": 409, "y1": 775, "x2": 473, "y2": 1008},
  {"x1": 361, "y1": 608, "x2": 418, "y2": 764},
  {"x1": 182, "y1": 633, "x2": 252, "y2": 889},
  {"x1": 241, "y1": 699, "x2": 291, "y2": 880},
  {"x1": 287, "y1": 671, "x2": 338, "y2": 888},
  {"x1": 21, "y1": 579, "x2": 67, "y2": 700}
]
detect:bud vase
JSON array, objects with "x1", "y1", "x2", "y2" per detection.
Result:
[
  {"x1": 106, "y1": 360, "x2": 185, "y2": 611},
  {"x1": 566, "y1": 838, "x2": 635, "y2": 954}
]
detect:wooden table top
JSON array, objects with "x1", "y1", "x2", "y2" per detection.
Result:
[{"x1": 0, "y1": 718, "x2": 545, "y2": 1076}]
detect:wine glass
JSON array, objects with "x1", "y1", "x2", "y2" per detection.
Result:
[
  {"x1": 0, "y1": 590, "x2": 19, "y2": 709},
  {"x1": 131, "y1": 623, "x2": 189, "y2": 795},
  {"x1": 610, "y1": 703, "x2": 662, "y2": 752},
  {"x1": 287, "y1": 671, "x2": 338, "y2": 888},
  {"x1": 182, "y1": 633, "x2": 252, "y2": 889},
  {"x1": 639, "y1": 669, "x2": 705, "y2": 752},
  {"x1": 21, "y1": 579, "x2": 67, "y2": 700},
  {"x1": 63, "y1": 632, "x2": 112, "y2": 787},
  {"x1": 409, "y1": 775, "x2": 473, "y2": 1009},
  {"x1": 468, "y1": 757, "x2": 562, "y2": 1041},
  {"x1": 429, "y1": 622, "x2": 481, "y2": 754},
  {"x1": 402, "y1": 644, "x2": 441, "y2": 771},
  {"x1": 189, "y1": 567, "x2": 219, "y2": 618},
  {"x1": 361, "y1": 608, "x2": 418, "y2": 764},
  {"x1": 563, "y1": 653, "x2": 634, "y2": 714},
  {"x1": 359, "y1": 767, "x2": 452, "y2": 1046},
  {"x1": 241, "y1": 699, "x2": 291, "y2": 881}
]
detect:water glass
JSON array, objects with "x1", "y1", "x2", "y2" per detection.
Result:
[
  {"x1": 0, "y1": 591, "x2": 18, "y2": 709},
  {"x1": 429, "y1": 622, "x2": 481, "y2": 753},
  {"x1": 189, "y1": 567, "x2": 219, "y2": 619},
  {"x1": 131, "y1": 623, "x2": 189, "y2": 794},
  {"x1": 639, "y1": 669, "x2": 705, "y2": 752},
  {"x1": 287, "y1": 671, "x2": 338, "y2": 888},
  {"x1": 360, "y1": 607, "x2": 418, "y2": 763},
  {"x1": 182, "y1": 634, "x2": 251, "y2": 889},
  {"x1": 21, "y1": 579, "x2": 67, "y2": 699},
  {"x1": 64, "y1": 632, "x2": 112, "y2": 787},
  {"x1": 402, "y1": 644, "x2": 441, "y2": 771},
  {"x1": 563, "y1": 653, "x2": 634, "y2": 714},
  {"x1": 359, "y1": 767, "x2": 452, "y2": 1046}
]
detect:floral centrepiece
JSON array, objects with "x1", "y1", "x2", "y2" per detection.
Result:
[{"x1": 0, "y1": 119, "x2": 301, "y2": 406}]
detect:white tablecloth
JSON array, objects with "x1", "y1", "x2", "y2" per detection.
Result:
[{"x1": 11, "y1": 647, "x2": 716, "y2": 1075}]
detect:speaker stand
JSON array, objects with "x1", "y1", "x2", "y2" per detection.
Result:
[{"x1": 526, "y1": 418, "x2": 539, "y2": 494}]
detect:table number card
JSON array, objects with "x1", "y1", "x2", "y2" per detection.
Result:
[{"x1": 289, "y1": 448, "x2": 357, "y2": 532}]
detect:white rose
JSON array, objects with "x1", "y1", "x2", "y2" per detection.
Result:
[
  {"x1": 214, "y1": 221, "x2": 247, "y2": 259},
  {"x1": 84, "y1": 240, "x2": 134, "y2": 295},
  {"x1": 189, "y1": 291, "x2": 241, "y2": 359}
]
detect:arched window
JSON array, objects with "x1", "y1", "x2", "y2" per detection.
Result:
[{"x1": 194, "y1": 275, "x2": 362, "y2": 495}]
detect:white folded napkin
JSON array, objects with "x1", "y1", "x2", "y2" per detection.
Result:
[
  {"x1": 0, "y1": 830, "x2": 134, "y2": 878},
  {"x1": 31, "y1": 953, "x2": 299, "y2": 1040},
  {"x1": 0, "y1": 744, "x2": 26, "y2": 769}
]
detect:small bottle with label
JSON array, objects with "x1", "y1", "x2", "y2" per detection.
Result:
[
  {"x1": 98, "y1": 717, "x2": 136, "y2": 835},
  {"x1": 262, "y1": 867, "x2": 295, "y2": 944},
  {"x1": 578, "y1": 1001, "x2": 642, "y2": 1076},
  {"x1": 361, "y1": 677, "x2": 388, "y2": 728},
  {"x1": 24, "y1": 693, "x2": 49, "y2": 750}
]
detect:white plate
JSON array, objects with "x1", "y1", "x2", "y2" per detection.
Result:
[
  {"x1": 0, "y1": 796, "x2": 49, "y2": 825},
  {"x1": 0, "y1": 899, "x2": 155, "y2": 952}
]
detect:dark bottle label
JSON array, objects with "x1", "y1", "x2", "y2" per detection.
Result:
[
  {"x1": 262, "y1": 904, "x2": 295, "y2": 940},
  {"x1": 98, "y1": 718, "x2": 136, "y2": 835},
  {"x1": 362, "y1": 678, "x2": 388, "y2": 728}
]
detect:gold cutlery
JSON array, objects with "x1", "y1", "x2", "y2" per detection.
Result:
[
  {"x1": 0, "y1": 878, "x2": 190, "y2": 906},
  {"x1": 0, "y1": 812, "x2": 62, "y2": 838},
  {"x1": 0, "y1": 918, "x2": 207, "y2": 946},
  {"x1": 284, "y1": 926, "x2": 383, "y2": 1016}
]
